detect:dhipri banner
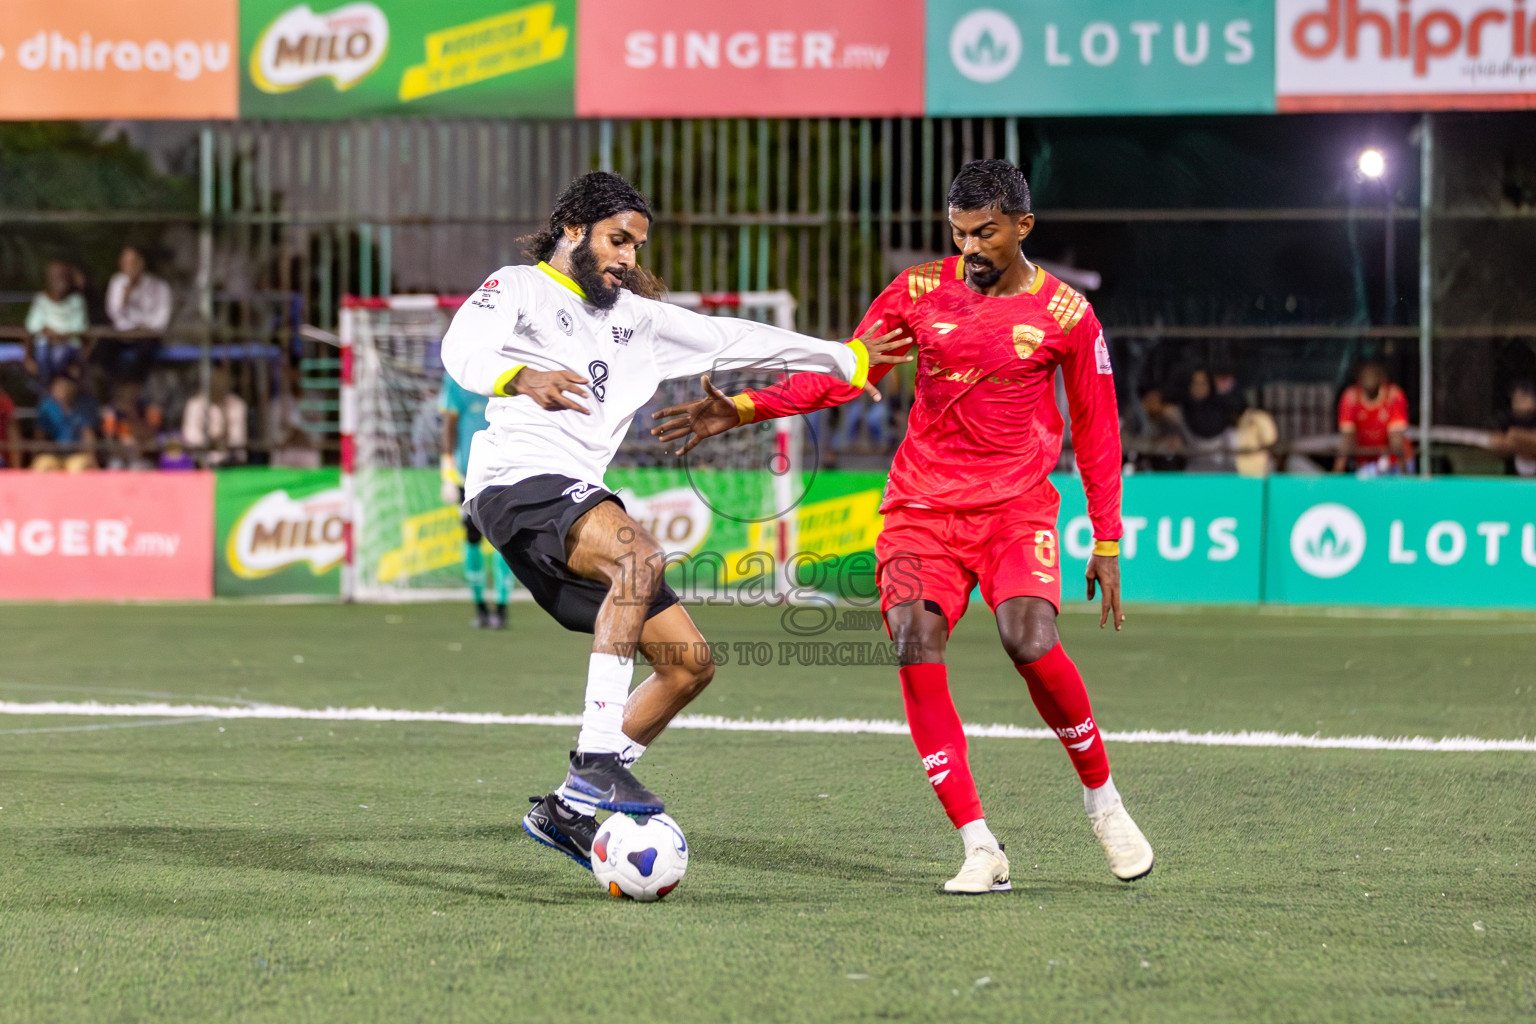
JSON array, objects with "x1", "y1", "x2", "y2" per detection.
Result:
[
  {"x1": 0, "y1": 472, "x2": 214, "y2": 601},
  {"x1": 574, "y1": 0, "x2": 925, "y2": 117},
  {"x1": 0, "y1": 0, "x2": 237, "y2": 119},
  {"x1": 927, "y1": 0, "x2": 1275, "y2": 115},
  {"x1": 240, "y1": 0, "x2": 575, "y2": 118},
  {"x1": 1277, "y1": 0, "x2": 1536, "y2": 109}
]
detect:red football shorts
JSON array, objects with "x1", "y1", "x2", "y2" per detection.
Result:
[{"x1": 875, "y1": 481, "x2": 1063, "y2": 632}]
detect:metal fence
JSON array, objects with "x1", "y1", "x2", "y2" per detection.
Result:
[{"x1": 4, "y1": 114, "x2": 1535, "y2": 466}]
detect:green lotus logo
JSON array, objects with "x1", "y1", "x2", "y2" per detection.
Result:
[
  {"x1": 1291, "y1": 503, "x2": 1367, "y2": 579},
  {"x1": 1305, "y1": 525, "x2": 1351, "y2": 561},
  {"x1": 964, "y1": 28, "x2": 1008, "y2": 67},
  {"x1": 950, "y1": 9, "x2": 1021, "y2": 83}
]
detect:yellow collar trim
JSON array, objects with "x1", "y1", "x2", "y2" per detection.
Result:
[
  {"x1": 537, "y1": 261, "x2": 587, "y2": 300},
  {"x1": 1025, "y1": 264, "x2": 1045, "y2": 294}
]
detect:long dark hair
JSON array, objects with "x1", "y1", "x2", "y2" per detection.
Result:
[{"x1": 520, "y1": 171, "x2": 654, "y2": 263}]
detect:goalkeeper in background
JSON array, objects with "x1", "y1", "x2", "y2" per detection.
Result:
[{"x1": 440, "y1": 375, "x2": 512, "y2": 628}]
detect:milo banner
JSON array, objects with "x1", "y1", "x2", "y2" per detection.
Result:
[
  {"x1": 239, "y1": 0, "x2": 574, "y2": 118},
  {"x1": 215, "y1": 467, "x2": 343, "y2": 597},
  {"x1": 1265, "y1": 477, "x2": 1536, "y2": 609}
]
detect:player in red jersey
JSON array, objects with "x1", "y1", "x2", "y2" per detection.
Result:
[
  {"x1": 1333, "y1": 361, "x2": 1414, "y2": 474},
  {"x1": 652, "y1": 160, "x2": 1153, "y2": 892}
]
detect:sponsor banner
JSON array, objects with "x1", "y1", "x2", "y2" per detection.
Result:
[
  {"x1": 240, "y1": 0, "x2": 574, "y2": 118},
  {"x1": 574, "y1": 0, "x2": 925, "y2": 117},
  {"x1": 215, "y1": 468, "x2": 342, "y2": 597},
  {"x1": 1265, "y1": 477, "x2": 1536, "y2": 607},
  {"x1": 1277, "y1": 0, "x2": 1536, "y2": 110},
  {"x1": 0, "y1": 472, "x2": 214, "y2": 601},
  {"x1": 1057, "y1": 474, "x2": 1265, "y2": 603},
  {"x1": 0, "y1": 0, "x2": 237, "y2": 119},
  {"x1": 927, "y1": 0, "x2": 1275, "y2": 115}
]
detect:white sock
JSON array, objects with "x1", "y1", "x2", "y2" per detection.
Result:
[
  {"x1": 1084, "y1": 775, "x2": 1122, "y2": 816},
  {"x1": 575, "y1": 651, "x2": 633, "y2": 755},
  {"x1": 616, "y1": 737, "x2": 647, "y2": 766},
  {"x1": 959, "y1": 818, "x2": 998, "y2": 852}
]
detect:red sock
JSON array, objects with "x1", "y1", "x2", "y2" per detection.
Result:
[
  {"x1": 899, "y1": 664, "x2": 984, "y2": 828},
  {"x1": 1016, "y1": 643, "x2": 1112, "y2": 788}
]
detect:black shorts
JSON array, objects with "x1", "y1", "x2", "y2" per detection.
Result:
[
  {"x1": 469, "y1": 474, "x2": 680, "y2": 634},
  {"x1": 458, "y1": 488, "x2": 483, "y2": 545}
]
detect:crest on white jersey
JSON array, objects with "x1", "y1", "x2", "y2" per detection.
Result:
[{"x1": 557, "y1": 309, "x2": 573, "y2": 335}]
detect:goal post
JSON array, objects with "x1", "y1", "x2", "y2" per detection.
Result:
[
  {"x1": 339, "y1": 294, "x2": 466, "y2": 603},
  {"x1": 339, "y1": 288, "x2": 807, "y2": 603}
]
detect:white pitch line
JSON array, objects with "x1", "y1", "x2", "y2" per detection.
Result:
[{"x1": 0, "y1": 700, "x2": 1532, "y2": 753}]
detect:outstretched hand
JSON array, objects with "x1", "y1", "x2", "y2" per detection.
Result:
[
  {"x1": 859, "y1": 323, "x2": 915, "y2": 400},
  {"x1": 1086, "y1": 554, "x2": 1125, "y2": 631},
  {"x1": 650, "y1": 375, "x2": 738, "y2": 456},
  {"x1": 649, "y1": 324, "x2": 913, "y2": 457}
]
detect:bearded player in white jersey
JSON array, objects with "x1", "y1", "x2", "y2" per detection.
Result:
[{"x1": 440, "y1": 171, "x2": 909, "y2": 869}]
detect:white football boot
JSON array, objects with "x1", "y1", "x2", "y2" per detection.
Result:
[
  {"x1": 943, "y1": 843, "x2": 1011, "y2": 894},
  {"x1": 1089, "y1": 802, "x2": 1154, "y2": 881}
]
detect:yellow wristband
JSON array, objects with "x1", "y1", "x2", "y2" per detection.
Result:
[
  {"x1": 492, "y1": 364, "x2": 527, "y2": 398},
  {"x1": 732, "y1": 393, "x2": 757, "y2": 426},
  {"x1": 845, "y1": 338, "x2": 871, "y2": 391},
  {"x1": 1093, "y1": 540, "x2": 1120, "y2": 557}
]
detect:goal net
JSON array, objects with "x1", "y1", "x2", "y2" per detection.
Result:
[{"x1": 339, "y1": 289, "x2": 803, "y2": 602}]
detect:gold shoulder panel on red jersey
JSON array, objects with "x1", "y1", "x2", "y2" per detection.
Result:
[
  {"x1": 1047, "y1": 281, "x2": 1088, "y2": 333},
  {"x1": 906, "y1": 259, "x2": 958, "y2": 302}
]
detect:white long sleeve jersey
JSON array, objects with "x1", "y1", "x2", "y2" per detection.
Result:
[{"x1": 440, "y1": 262, "x2": 866, "y2": 499}]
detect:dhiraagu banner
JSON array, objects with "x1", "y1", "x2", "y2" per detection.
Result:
[
  {"x1": 240, "y1": 0, "x2": 574, "y2": 117},
  {"x1": 215, "y1": 468, "x2": 343, "y2": 597},
  {"x1": 1265, "y1": 477, "x2": 1536, "y2": 609},
  {"x1": 927, "y1": 0, "x2": 1276, "y2": 115},
  {"x1": 1055, "y1": 473, "x2": 1265, "y2": 604}
]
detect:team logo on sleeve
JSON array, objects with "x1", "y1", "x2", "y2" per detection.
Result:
[
  {"x1": 588, "y1": 360, "x2": 609, "y2": 402},
  {"x1": 557, "y1": 309, "x2": 574, "y2": 335},
  {"x1": 1094, "y1": 332, "x2": 1113, "y2": 374}
]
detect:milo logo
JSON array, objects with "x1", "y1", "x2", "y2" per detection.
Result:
[
  {"x1": 227, "y1": 487, "x2": 347, "y2": 578},
  {"x1": 250, "y1": 2, "x2": 389, "y2": 93}
]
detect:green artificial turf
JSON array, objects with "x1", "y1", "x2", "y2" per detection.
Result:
[{"x1": 1, "y1": 603, "x2": 1532, "y2": 1022}]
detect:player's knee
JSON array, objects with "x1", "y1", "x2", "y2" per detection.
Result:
[
  {"x1": 684, "y1": 656, "x2": 715, "y2": 696},
  {"x1": 890, "y1": 621, "x2": 947, "y2": 665},
  {"x1": 1002, "y1": 622, "x2": 1059, "y2": 665},
  {"x1": 605, "y1": 536, "x2": 666, "y2": 600}
]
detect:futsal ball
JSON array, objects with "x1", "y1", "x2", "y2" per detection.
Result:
[{"x1": 592, "y1": 812, "x2": 688, "y2": 902}]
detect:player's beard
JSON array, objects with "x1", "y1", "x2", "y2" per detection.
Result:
[
  {"x1": 964, "y1": 254, "x2": 1004, "y2": 289},
  {"x1": 571, "y1": 233, "x2": 626, "y2": 310}
]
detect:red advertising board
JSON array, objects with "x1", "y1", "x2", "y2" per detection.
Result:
[
  {"x1": 0, "y1": 473, "x2": 214, "y2": 601},
  {"x1": 575, "y1": 0, "x2": 925, "y2": 117}
]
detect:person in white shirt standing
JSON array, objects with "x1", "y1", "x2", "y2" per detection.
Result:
[
  {"x1": 105, "y1": 245, "x2": 173, "y2": 379},
  {"x1": 440, "y1": 171, "x2": 909, "y2": 870}
]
